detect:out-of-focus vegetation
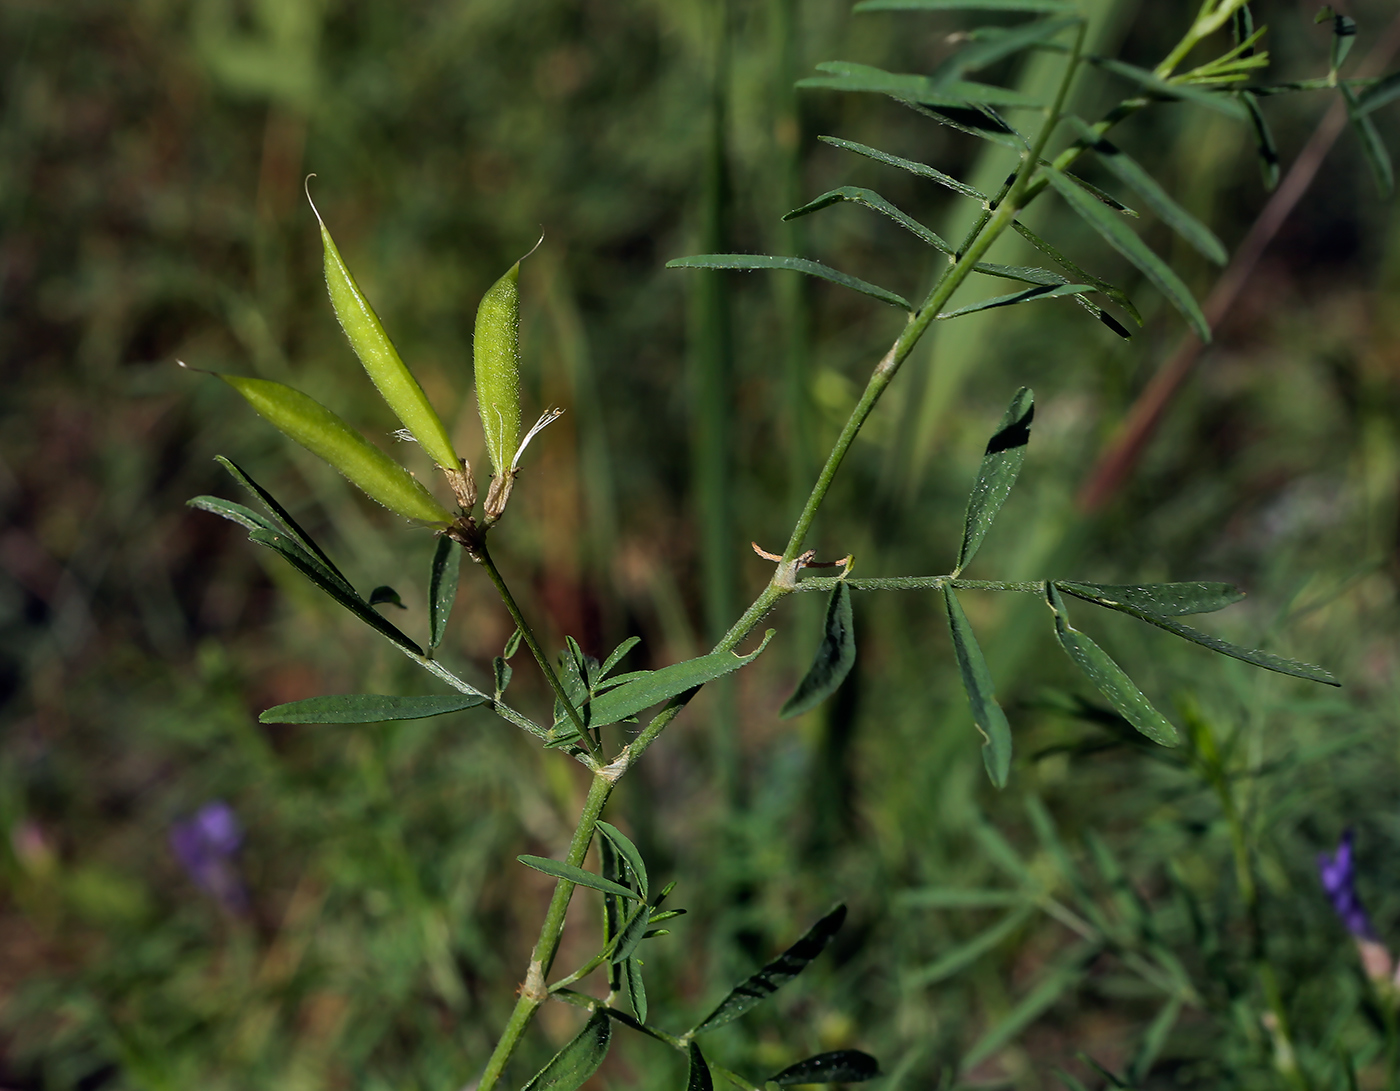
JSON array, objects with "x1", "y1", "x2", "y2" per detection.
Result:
[{"x1": 3, "y1": 0, "x2": 1400, "y2": 1087}]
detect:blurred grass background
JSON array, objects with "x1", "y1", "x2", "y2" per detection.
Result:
[{"x1": 2, "y1": 0, "x2": 1400, "y2": 1087}]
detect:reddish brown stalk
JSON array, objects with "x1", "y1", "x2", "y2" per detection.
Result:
[{"x1": 1077, "y1": 13, "x2": 1400, "y2": 514}]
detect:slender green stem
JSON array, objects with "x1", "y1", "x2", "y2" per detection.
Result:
[
  {"x1": 472, "y1": 541, "x2": 598, "y2": 759},
  {"x1": 477, "y1": 772, "x2": 615, "y2": 1091}
]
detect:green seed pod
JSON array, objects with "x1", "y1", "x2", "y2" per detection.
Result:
[
  {"x1": 311, "y1": 194, "x2": 460, "y2": 474},
  {"x1": 221, "y1": 374, "x2": 454, "y2": 526},
  {"x1": 473, "y1": 261, "x2": 522, "y2": 477}
]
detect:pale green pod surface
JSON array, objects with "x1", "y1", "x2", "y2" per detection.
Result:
[
  {"x1": 221, "y1": 375, "x2": 453, "y2": 526},
  {"x1": 473, "y1": 262, "x2": 522, "y2": 476},
  {"x1": 317, "y1": 219, "x2": 461, "y2": 472}
]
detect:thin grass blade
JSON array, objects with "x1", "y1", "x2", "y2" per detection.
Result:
[{"x1": 907, "y1": 904, "x2": 1035, "y2": 987}]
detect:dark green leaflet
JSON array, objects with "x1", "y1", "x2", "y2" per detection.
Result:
[
  {"x1": 957, "y1": 387, "x2": 1034, "y2": 572},
  {"x1": 783, "y1": 186, "x2": 951, "y2": 251},
  {"x1": 938, "y1": 283, "x2": 1095, "y2": 320},
  {"x1": 428, "y1": 536, "x2": 460, "y2": 649},
  {"x1": 691, "y1": 905, "x2": 847, "y2": 1033},
  {"x1": 943, "y1": 586, "x2": 1013, "y2": 787},
  {"x1": 770, "y1": 1051, "x2": 881, "y2": 1085},
  {"x1": 1054, "y1": 581, "x2": 1244, "y2": 616},
  {"x1": 687, "y1": 1042, "x2": 714, "y2": 1091},
  {"x1": 666, "y1": 254, "x2": 910, "y2": 310},
  {"x1": 520, "y1": 1009, "x2": 611, "y2": 1091},
  {"x1": 516, "y1": 856, "x2": 641, "y2": 901},
  {"x1": 588, "y1": 631, "x2": 775, "y2": 727},
  {"x1": 260, "y1": 693, "x2": 486, "y2": 724},
  {"x1": 781, "y1": 582, "x2": 856, "y2": 718}
]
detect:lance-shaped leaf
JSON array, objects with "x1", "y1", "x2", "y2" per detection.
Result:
[
  {"x1": 588, "y1": 630, "x2": 775, "y2": 727},
  {"x1": 799, "y1": 62, "x2": 1041, "y2": 109},
  {"x1": 626, "y1": 958, "x2": 648, "y2": 1024},
  {"x1": 1088, "y1": 57, "x2": 1248, "y2": 122},
  {"x1": 1043, "y1": 167, "x2": 1210, "y2": 341},
  {"x1": 781, "y1": 583, "x2": 856, "y2": 718},
  {"x1": 907, "y1": 903, "x2": 1036, "y2": 987},
  {"x1": 260, "y1": 693, "x2": 486, "y2": 724},
  {"x1": 599, "y1": 636, "x2": 642, "y2": 681},
  {"x1": 521, "y1": 1009, "x2": 611, "y2": 1091},
  {"x1": 691, "y1": 905, "x2": 847, "y2": 1034},
  {"x1": 932, "y1": 16, "x2": 1081, "y2": 85},
  {"x1": 210, "y1": 455, "x2": 355, "y2": 593},
  {"x1": 1055, "y1": 582, "x2": 1337, "y2": 685},
  {"x1": 1011, "y1": 221, "x2": 1142, "y2": 327},
  {"x1": 428, "y1": 536, "x2": 460, "y2": 649},
  {"x1": 517, "y1": 856, "x2": 642, "y2": 901},
  {"x1": 247, "y1": 528, "x2": 424, "y2": 655},
  {"x1": 938, "y1": 283, "x2": 1095, "y2": 320},
  {"x1": 1357, "y1": 71, "x2": 1400, "y2": 117},
  {"x1": 783, "y1": 187, "x2": 951, "y2": 251},
  {"x1": 666, "y1": 255, "x2": 909, "y2": 311},
  {"x1": 817, "y1": 136, "x2": 986, "y2": 200},
  {"x1": 610, "y1": 904, "x2": 652, "y2": 965},
  {"x1": 1343, "y1": 84, "x2": 1395, "y2": 199},
  {"x1": 687, "y1": 1042, "x2": 714, "y2": 1091},
  {"x1": 1066, "y1": 116, "x2": 1226, "y2": 265},
  {"x1": 1054, "y1": 581, "x2": 1245, "y2": 616},
  {"x1": 956, "y1": 387, "x2": 1034, "y2": 572},
  {"x1": 770, "y1": 1051, "x2": 881, "y2": 1085},
  {"x1": 1241, "y1": 92, "x2": 1280, "y2": 190},
  {"x1": 943, "y1": 586, "x2": 1013, "y2": 787},
  {"x1": 1045, "y1": 583, "x2": 1179, "y2": 746},
  {"x1": 903, "y1": 99, "x2": 1023, "y2": 147},
  {"x1": 855, "y1": 0, "x2": 1077, "y2": 11},
  {"x1": 597, "y1": 821, "x2": 649, "y2": 900}
]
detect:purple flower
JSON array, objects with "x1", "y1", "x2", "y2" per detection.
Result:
[
  {"x1": 170, "y1": 801, "x2": 248, "y2": 914},
  {"x1": 1318, "y1": 829, "x2": 1375, "y2": 940}
]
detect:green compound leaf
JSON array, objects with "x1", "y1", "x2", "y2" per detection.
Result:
[
  {"x1": 521, "y1": 1008, "x2": 611, "y2": 1091},
  {"x1": 260, "y1": 693, "x2": 486, "y2": 724},
  {"x1": 211, "y1": 455, "x2": 356, "y2": 594},
  {"x1": 1241, "y1": 92, "x2": 1280, "y2": 190},
  {"x1": 691, "y1": 905, "x2": 847, "y2": 1034},
  {"x1": 1045, "y1": 583, "x2": 1179, "y2": 746},
  {"x1": 1088, "y1": 56, "x2": 1249, "y2": 122},
  {"x1": 799, "y1": 62, "x2": 1041, "y2": 109},
  {"x1": 817, "y1": 136, "x2": 986, "y2": 200},
  {"x1": 956, "y1": 387, "x2": 1034, "y2": 572},
  {"x1": 943, "y1": 586, "x2": 1013, "y2": 788},
  {"x1": 781, "y1": 583, "x2": 856, "y2": 719},
  {"x1": 1066, "y1": 116, "x2": 1226, "y2": 265},
  {"x1": 1356, "y1": 71, "x2": 1400, "y2": 117},
  {"x1": 770, "y1": 1051, "x2": 881, "y2": 1085},
  {"x1": 938, "y1": 283, "x2": 1095, "y2": 320},
  {"x1": 667, "y1": 254, "x2": 910, "y2": 310},
  {"x1": 1343, "y1": 84, "x2": 1395, "y2": 199},
  {"x1": 517, "y1": 856, "x2": 642, "y2": 902},
  {"x1": 1054, "y1": 581, "x2": 1244, "y2": 616},
  {"x1": 1056, "y1": 582, "x2": 1337, "y2": 685},
  {"x1": 687, "y1": 1041, "x2": 714, "y2": 1091},
  {"x1": 588, "y1": 630, "x2": 775, "y2": 727},
  {"x1": 597, "y1": 820, "x2": 649, "y2": 900},
  {"x1": 783, "y1": 187, "x2": 951, "y2": 251},
  {"x1": 1043, "y1": 167, "x2": 1210, "y2": 342},
  {"x1": 428, "y1": 535, "x2": 460, "y2": 649},
  {"x1": 855, "y1": 0, "x2": 1076, "y2": 11},
  {"x1": 248, "y1": 528, "x2": 424, "y2": 655}
]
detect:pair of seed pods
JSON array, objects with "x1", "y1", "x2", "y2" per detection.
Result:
[{"x1": 220, "y1": 190, "x2": 528, "y2": 527}]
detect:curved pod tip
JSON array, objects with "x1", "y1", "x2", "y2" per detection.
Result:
[
  {"x1": 307, "y1": 177, "x2": 461, "y2": 474},
  {"x1": 220, "y1": 373, "x2": 454, "y2": 527}
]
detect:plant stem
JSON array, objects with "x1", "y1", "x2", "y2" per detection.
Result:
[
  {"x1": 471, "y1": 541, "x2": 598, "y2": 760},
  {"x1": 476, "y1": 771, "x2": 615, "y2": 1090}
]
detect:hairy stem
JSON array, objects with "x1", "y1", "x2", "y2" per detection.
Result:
[{"x1": 476, "y1": 772, "x2": 615, "y2": 1090}]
